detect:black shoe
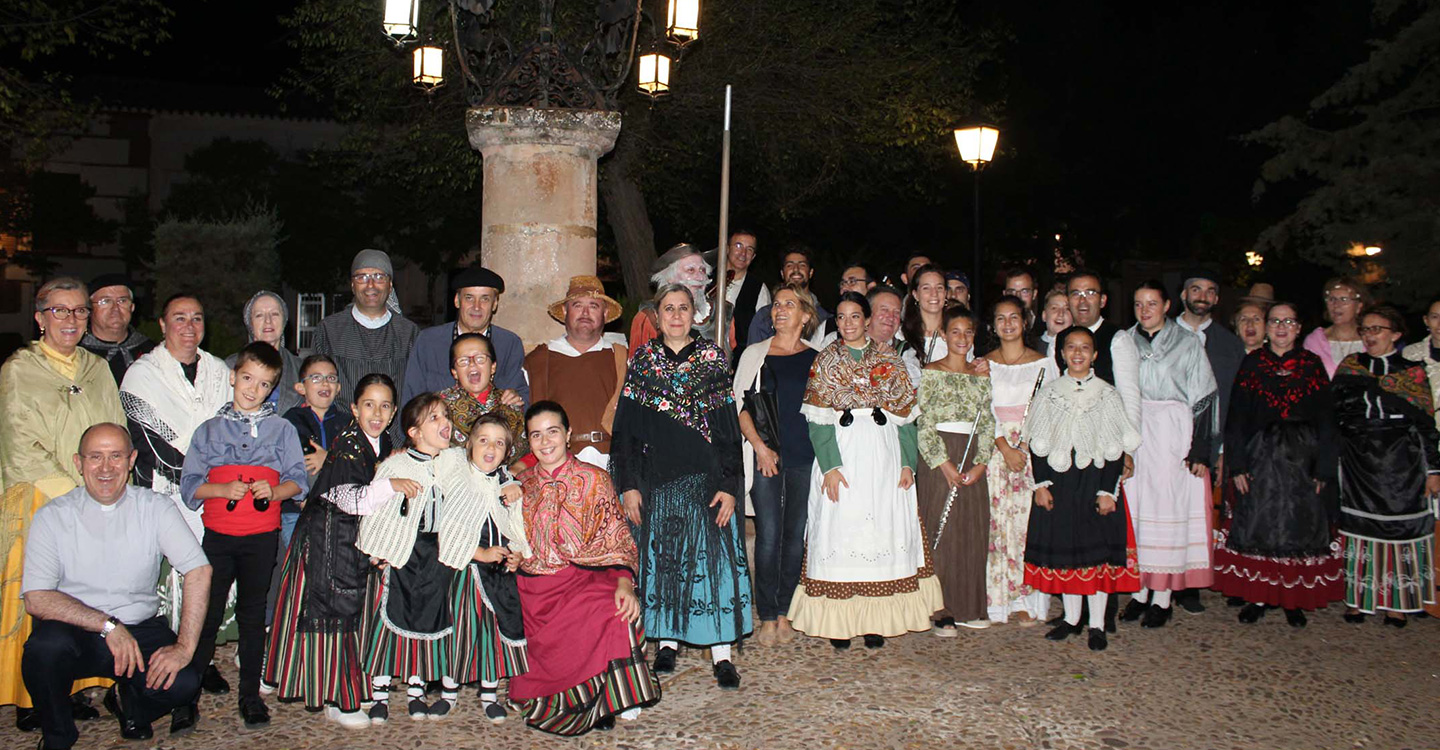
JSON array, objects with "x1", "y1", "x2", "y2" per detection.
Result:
[
  {"x1": 15, "y1": 706, "x2": 39, "y2": 732},
  {"x1": 1343, "y1": 611, "x2": 1367, "y2": 624},
  {"x1": 1104, "y1": 596, "x2": 1118, "y2": 634},
  {"x1": 1046, "y1": 613, "x2": 1067, "y2": 627},
  {"x1": 863, "y1": 634, "x2": 885, "y2": 649},
  {"x1": 1140, "y1": 604, "x2": 1172, "y2": 629},
  {"x1": 102, "y1": 685, "x2": 153, "y2": 741},
  {"x1": 593, "y1": 715, "x2": 616, "y2": 731},
  {"x1": 1120, "y1": 598, "x2": 1148, "y2": 622},
  {"x1": 830, "y1": 638, "x2": 851, "y2": 650},
  {"x1": 169, "y1": 702, "x2": 199, "y2": 737},
  {"x1": 202, "y1": 663, "x2": 230, "y2": 694},
  {"x1": 1284, "y1": 608, "x2": 1307, "y2": 628},
  {"x1": 1383, "y1": 615, "x2": 1408, "y2": 629},
  {"x1": 239, "y1": 695, "x2": 270, "y2": 730},
  {"x1": 713, "y1": 660, "x2": 741, "y2": 690},
  {"x1": 1238, "y1": 603, "x2": 1266, "y2": 624},
  {"x1": 652, "y1": 646, "x2": 678, "y2": 674},
  {"x1": 71, "y1": 692, "x2": 99, "y2": 722},
  {"x1": 481, "y1": 701, "x2": 508, "y2": 724},
  {"x1": 1045, "y1": 622, "x2": 1081, "y2": 641},
  {"x1": 1175, "y1": 589, "x2": 1206, "y2": 613},
  {"x1": 1226, "y1": 596, "x2": 1246, "y2": 607},
  {"x1": 1087, "y1": 627, "x2": 1108, "y2": 651}
]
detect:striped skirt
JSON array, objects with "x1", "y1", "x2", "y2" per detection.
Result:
[
  {"x1": 520, "y1": 625, "x2": 658, "y2": 735},
  {"x1": 1343, "y1": 534, "x2": 1436, "y2": 614},
  {"x1": 360, "y1": 562, "x2": 454, "y2": 681},
  {"x1": 451, "y1": 562, "x2": 528, "y2": 684},
  {"x1": 263, "y1": 545, "x2": 368, "y2": 711}
]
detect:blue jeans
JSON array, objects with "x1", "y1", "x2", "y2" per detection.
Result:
[{"x1": 750, "y1": 463, "x2": 812, "y2": 620}]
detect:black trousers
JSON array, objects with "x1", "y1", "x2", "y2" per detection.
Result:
[
  {"x1": 23, "y1": 616, "x2": 200, "y2": 749},
  {"x1": 189, "y1": 529, "x2": 278, "y2": 699}
]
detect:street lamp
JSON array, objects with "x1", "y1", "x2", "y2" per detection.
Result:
[
  {"x1": 667, "y1": 0, "x2": 701, "y2": 44},
  {"x1": 413, "y1": 44, "x2": 444, "y2": 88},
  {"x1": 637, "y1": 48, "x2": 672, "y2": 97},
  {"x1": 383, "y1": 0, "x2": 420, "y2": 44},
  {"x1": 954, "y1": 124, "x2": 999, "y2": 310}
]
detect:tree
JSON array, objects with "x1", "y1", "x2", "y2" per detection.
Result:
[
  {"x1": 1248, "y1": 0, "x2": 1440, "y2": 306},
  {"x1": 1, "y1": 0, "x2": 174, "y2": 164},
  {"x1": 273, "y1": 0, "x2": 998, "y2": 302},
  {"x1": 152, "y1": 210, "x2": 282, "y2": 355}
]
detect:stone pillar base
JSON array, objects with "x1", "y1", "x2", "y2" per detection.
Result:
[{"x1": 466, "y1": 106, "x2": 621, "y2": 350}]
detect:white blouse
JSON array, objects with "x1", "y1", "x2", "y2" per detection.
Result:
[{"x1": 989, "y1": 357, "x2": 1060, "y2": 434}]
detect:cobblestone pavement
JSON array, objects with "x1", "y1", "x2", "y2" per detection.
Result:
[{"x1": 6, "y1": 591, "x2": 1438, "y2": 750}]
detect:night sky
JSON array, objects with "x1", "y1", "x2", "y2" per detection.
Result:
[{"x1": 70, "y1": 1, "x2": 1374, "y2": 301}]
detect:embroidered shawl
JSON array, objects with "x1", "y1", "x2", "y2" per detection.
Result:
[
  {"x1": 618, "y1": 338, "x2": 734, "y2": 442},
  {"x1": 517, "y1": 455, "x2": 637, "y2": 577},
  {"x1": 1334, "y1": 352, "x2": 1435, "y2": 416},
  {"x1": 801, "y1": 338, "x2": 916, "y2": 425},
  {"x1": 439, "y1": 384, "x2": 528, "y2": 460}
]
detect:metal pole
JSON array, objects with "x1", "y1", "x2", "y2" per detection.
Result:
[
  {"x1": 972, "y1": 167, "x2": 982, "y2": 313},
  {"x1": 715, "y1": 85, "x2": 732, "y2": 343}
]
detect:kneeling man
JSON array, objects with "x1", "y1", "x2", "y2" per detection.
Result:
[{"x1": 22, "y1": 423, "x2": 212, "y2": 748}]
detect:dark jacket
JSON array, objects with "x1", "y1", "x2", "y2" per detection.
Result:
[{"x1": 282, "y1": 403, "x2": 350, "y2": 514}]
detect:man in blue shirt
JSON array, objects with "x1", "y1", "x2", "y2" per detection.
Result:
[{"x1": 402, "y1": 266, "x2": 528, "y2": 407}]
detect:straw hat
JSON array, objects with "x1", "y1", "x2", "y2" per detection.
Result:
[
  {"x1": 547, "y1": 275, "x2": 622, "y2": 324},
  {"x1": 1238, "y1": 282, "x2": 1276, "y2": 306}
]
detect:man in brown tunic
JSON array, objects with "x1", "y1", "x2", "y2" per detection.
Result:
[{"x1": 524, "y1": 276, "x2": 628, "y2": 470}]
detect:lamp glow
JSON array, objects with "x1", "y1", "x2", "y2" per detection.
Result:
[
  {"x1": 1364, "y1": 245, "x2": 1382, "y2": 256},
  {"x1": 637, "y1": 51, "x2": 671, "y2": 96},
  {"x1": 383, "y1": 0, "x2": 419, "y2": 41},
  {"x1": 413, "y1": 45, "x2": 444, "y2": 87},
  {"x1": 1246, "y1": 251, "x2": 1264, "y2": 267},
  {"x1": 953, "y1": 125, "x2": 999, "y2": 167},
  {"x1": 667, "y1": 0, "x2": 700, "y2": 42}
]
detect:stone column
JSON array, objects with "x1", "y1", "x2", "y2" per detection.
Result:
[{"x1": 466, "y1": 106, "x2": 621, "y2": 349}]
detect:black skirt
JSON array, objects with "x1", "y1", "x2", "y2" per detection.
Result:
[
  {"x1": 1024, "y1": 464, "x2": 1129, "y2": 571},
  {"x1": 1227, "y1": 421, "x2": 1334, "y2": 557}
]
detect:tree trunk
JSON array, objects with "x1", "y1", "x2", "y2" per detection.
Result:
[{"x1": 600, "y1": 137, "x2": 657, "y2": 304}]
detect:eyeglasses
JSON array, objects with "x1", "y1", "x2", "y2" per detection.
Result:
[
  {"x1": 41, "y1": 306, "x2": 91, "y2": 320},
  {"x1": 1005, "y1": 287, "x2": 1035, "y2": 297},
  {"x1": 302, "y1": 374, "x2": 340, "y2": 384},
  {"x1": 93, "y1": 297, "x2": 134, "y2": 309},
  {"x1": 731, "y1": 241, "x2": 756, "y2": 254},
  {"x1": 1068, "y1": 289, "x2": 1100, "y2": 299},
  {"x1": 352, "y1": 272, "x2": 391, "y2": 284},
  {"x1": 1267, "y1": 317, "x2": 1301, "y2": 328},
  {"x1": 839, "y1": 277, "x2": 870, "y2": 288},
  {"x1": 1358, "y1": 325, "x2": 1394, "y2": 335},
  {"x1": 1324, "y1": 294, "x2": 1357, "y2": 304},
  {"x1": 453, "y1": 354, "x2": 493, "y2": 367}
]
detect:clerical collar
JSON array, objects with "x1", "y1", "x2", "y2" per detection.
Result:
[{"x1": 352, "y1": 305, "x2": 392, "y2": 329}]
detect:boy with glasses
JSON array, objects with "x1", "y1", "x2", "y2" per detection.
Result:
[{"x1": 281, "y1": 355, "x2": 347, "y2": 552}]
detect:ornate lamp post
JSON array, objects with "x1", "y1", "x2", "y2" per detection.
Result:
[
  {"x1": 954, "y1": 124, "x2": 998, "y2": 310},
  {"x1": 378, "y1": 0, "x2": 700, "y2": 344}
]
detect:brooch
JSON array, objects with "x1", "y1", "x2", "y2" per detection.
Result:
[{"x1": 66, "y1": 385, "x2": 83, "y2": 395}]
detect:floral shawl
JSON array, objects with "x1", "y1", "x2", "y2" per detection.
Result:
[{"x1": 801, "y1": 338, "x2": 916, "y2": 424}]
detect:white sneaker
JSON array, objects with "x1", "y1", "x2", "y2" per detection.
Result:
[
  {"x1": 958, "y1": 619, "x2": 992, "y2": 630},
  {"x1": 326, "y1": 706, "x2": 372, "y2": 729},
  {"x1": 259, "y1": 681, "x2": 276, "y2": 695}
]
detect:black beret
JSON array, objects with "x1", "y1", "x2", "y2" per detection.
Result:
[
  {"x1": 450, "y1": 266, "x2": 505, "y2": 294},
  {"x1": 88, "y1": 272, "x2": 134, "y2": 293}
]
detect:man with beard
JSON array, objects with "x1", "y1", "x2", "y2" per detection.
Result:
[
  {"x1": 1169, "y1": 269, "x2": 1245, "y2": 614},
  {"x1": 81, "y1": 274, "x2": 155, "y2": 386},
  {"x1": 312, "y1": 250, "x2": 418, "y2": 441},
  {"x1": 401, "y1": 266, "x2": 527, "y2": 407},
  {"x1": 747, "y1": 244, "x2": 831, "y2": 347},
  {"x1": 629, "y1": 244, "x2": 718, "y2": 353},
  {"x1": 524, "y1": 276, "x2": 628, "y2": 470}
]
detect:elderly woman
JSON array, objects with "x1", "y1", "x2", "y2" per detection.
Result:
[
  {"x1": 1303, "y1": 277, "x2": 1370, "y2": 378},
  {"x1": 1333, "y1": 305, "x2": 1440, "y2": 626},
  {"x1": 1, "y1": 277, "x2": 124, "y2": 726},
  {"x1": 789, "y1": 291, "x2": 943, "y2": 650},
  {"x1": 439, "y1": 332, "x2": 528, "y2": 466},
  {"x1": 733, "y1": 282, "x2": 821, "y2": 646},
  {"x1": 1212, "y1": 302, "x2": 1342, "y2": 627},
  {"x1": 1232, "y1": 301, "x2": 1270, "y2": 354},
  {"x1": 225, "y1": 291, "x2": 302, "y2": 415},
  {"x1": 612, "y1": 284, "x2": 751, "y2": 690}
]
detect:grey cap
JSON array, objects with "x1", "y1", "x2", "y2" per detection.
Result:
[{"x1": 351, "y1": 248, "x2": 394, "y2": 275}]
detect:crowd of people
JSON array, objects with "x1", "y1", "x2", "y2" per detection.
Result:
[{"x1": 1, "y1": 236, "x2": 1438, "y2": 749}]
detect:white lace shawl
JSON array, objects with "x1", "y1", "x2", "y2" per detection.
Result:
[{"x1": 1022, "y1": 373, "x2": 1141, "y2": 473}]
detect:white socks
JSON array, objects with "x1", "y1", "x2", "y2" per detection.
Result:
[
  {"x1": 1087, "y1": 593, "x2": 1107, "y2": 630},
  {"x1": 711, "y1": 644, "x2": 731, "y2": 664},
  {"x1": 1152, "y1": 589, "x2": 1172, "y2": 609},
  {"x1": 659, "y1": 640, "x2": 679, "y2": 652},
  {"x1": 1062, "y1": 594, "x2": 1083, "y2": 626}
]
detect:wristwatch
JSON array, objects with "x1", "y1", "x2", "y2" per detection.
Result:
[{"x1": 99, "y1": 615, "x2": 120, "y2": 639}]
